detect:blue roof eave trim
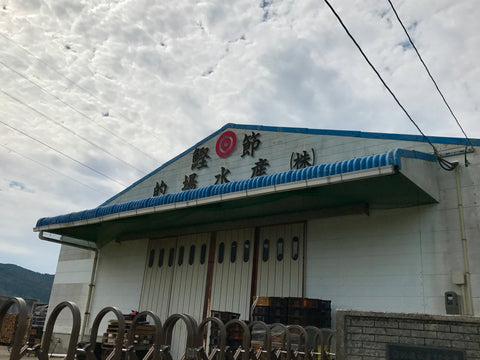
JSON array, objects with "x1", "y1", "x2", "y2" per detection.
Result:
[
  {"x1": 99, "y1": 123, "x2": 478, "y2": 206},
  {"x1": 35, "y1": 148, "x2": 436, "y2": 229}
]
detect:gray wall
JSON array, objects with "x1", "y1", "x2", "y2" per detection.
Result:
[{"x1": 336, "y1": 310, "x2": 480, "y2": 359}]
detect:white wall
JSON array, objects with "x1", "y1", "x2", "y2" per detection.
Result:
[
  {"x1": 87, "y1": 238, "x2": 148, "y2": 334},
  {"x1": 305, "y1": 202, "x2": 470, "y2": 323},
  {"x1": 457, "y1": 154, "x2": 480, "y2": 313},
  {"x1": 46, "y1": 245, "x2": 95, "y2": 334},
  {"x1": 292, "y1": 129, "x2": 480, "y2": 321}
]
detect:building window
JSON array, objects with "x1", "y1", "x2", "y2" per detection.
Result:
[
  {"x1": 200, "y1": 244, "x2": 207, "y2": 264},
  {"x1": 148, "y1": 249, "x2": 155, "y2": 268},
  {"x1": 168, "y1": 248, "x2": 175, "y2": 267},
  {"x1": 158, "y1": 249, "x2": 165, "y2": 267},
  {"x1": 231, "y1": 241, "x2": 237, "y2": 263},
  {"x1": 277, "y1": 238, "x2": 284, "y2": 261},
  {"x1": 292, "y1": 236, "x2": 299, "y2": 260},
  {"x1": 178, "y1": 246, "x2": 185, "y2": 266},
  {"x1": 189, "y1": 245, "x2": 195, "y2": 265},
  {"x1": 262, "y1": 239, "x2": 269, "y2": 262},
  {"x1": 243, "y1": 240, "x2": 250, "y2": 262},
  {"x1": 218, "y1": 242, "x2": 225, "y2": 263}
]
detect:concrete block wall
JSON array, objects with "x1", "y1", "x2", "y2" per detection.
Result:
[{"x1": 336, "y1": 310, "x2": 480, "y2": 359}]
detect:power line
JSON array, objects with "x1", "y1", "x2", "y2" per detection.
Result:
[
  {"x1": 322, "y1": 0, "x2": 457, "y2": 171},
  {"x1": 0, "y1": 143, "x2": 109, "y2": 196},
  {"x1": 0, "y1": 118, "x2": 128, "y2": 187},
  {"x1": 386, "y1": 0, "x2": 473, "y2": 149},
  {"x1": 0, "y1": 60, "x2": 159, "y2": 168},
  {"x1": 0, "y1": 32, "x2": 167, "y2": 152},
  {"x1": 1, "y1": 87, "x2": 147, "y2": 175},
  {"x1": 0, "y1": 33, "x2": 100, "y2": 103}
]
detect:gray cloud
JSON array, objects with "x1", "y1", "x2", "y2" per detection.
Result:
[{"x1": 1, "y1": 0, "x2": 479, "y2": 273}]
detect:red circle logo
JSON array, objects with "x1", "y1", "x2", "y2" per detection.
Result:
[{"x1": 216, "y1": 131, "x2": 237, "y2": 158}]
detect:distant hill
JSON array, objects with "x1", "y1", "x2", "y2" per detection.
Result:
[{"x1": 0, "y1": 263, "x2": 54, "y2": 303}]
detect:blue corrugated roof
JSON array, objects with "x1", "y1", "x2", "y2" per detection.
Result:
[{"x1": 36, "y1": 149, "x2": 436, "y2": 228}]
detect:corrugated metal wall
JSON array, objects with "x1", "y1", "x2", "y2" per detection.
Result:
[
  {"x1": 139, "y1": 233, "x2": 210, "y2": 358},
  {"x1": 139, "y1": 237, "x2": 176, "y2": 319},
  {"x1": 138, "y1": 223, "x2": 304, "y2": 358},
  {"x1": 256, "y1": 223, "x2": 304, "y2": 298},
  {"x1": 168, "y1": 233, "x2": 210, "y2": 317},
  {"x1": 210, "y1": 228, "x2": 255, "y2": 319},
  {"x1": 141, "y1": 223, "x2": 305, "y2": 316}
]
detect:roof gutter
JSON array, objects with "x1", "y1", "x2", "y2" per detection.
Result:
[
  {"x1": 35, "y1": 165, "x2": 397, "y2": 233},
  {"x1": 38, "y1": 231, "x2": 98, "y2": 251}
]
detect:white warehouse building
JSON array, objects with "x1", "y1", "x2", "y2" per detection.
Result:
[{"x1": 34, "y1": 123, "x2": 480, "y2": 347}]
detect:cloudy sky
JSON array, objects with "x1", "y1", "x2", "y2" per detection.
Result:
[{"x1": 1, "y1": 0, "x2": 479, "y2": 274}]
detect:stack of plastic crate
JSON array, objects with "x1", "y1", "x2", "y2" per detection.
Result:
[
  {"x1": 251, "y1": 296, "x2": 270, "y2": 322},
  {"x1": 209, "y1": 310, "x2": 241, "y2": 351}
]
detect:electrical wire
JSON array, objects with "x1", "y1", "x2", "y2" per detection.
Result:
[
  {"x1": 0, "y1": 119, "x2": 128, "y2": 187},
  {"x1": 1, "y1": 88, "x2": 147, "y2": 175},
  {"x1": 0, "y1": 32, "x2": 167, "y2": 154},
  {"x1": 322, "y1": 0, "x2": 458, "y2": 171},
  {"x1": 386, "y1": 0, "x2": 473, "y2": 150},
  {"x1": 0, "y1": 60, "x2": 158, "y2": 168},
  {"x1": 0, "y1": 143, "x2": 109, "y2": 196}
]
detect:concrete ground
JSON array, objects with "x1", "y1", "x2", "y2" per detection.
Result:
[{"x1": 0, "y1": 345, "x2": 10, "y2": 360}]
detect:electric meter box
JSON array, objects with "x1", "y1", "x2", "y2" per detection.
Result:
[{"x1": 445, "y1": 291, "x2": 460, "y2": 315}]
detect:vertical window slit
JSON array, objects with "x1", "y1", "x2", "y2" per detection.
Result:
[
  {"x1": 262, "y1": 239, "x2": 269, "y2": 262},
  {"x1": 158, "y1": 249, "x2": 165, "y2": 267},
  {"x1": 231, "y1": 241, "x2": 237, "y2": 263},
  {"x1": 292, "y1": 236, "x2": 299, "y2": 260},
  {"x1": 277, "y1": 238, "x2": 284, "y2": 261},
  {"x1": 168, "y1": 248, "x2": 175, "y2": 267},
  {"x1": 178, "y1": 246, "x2": 184, "y2": 266},
  {"x1": 243, "y1": 240, "x2": 250, "y2": 262},
  {"x1": 200, "y1": 244, "x2": 207, "y2": 264},
  {"x1": 218, "y1": 242, "x2": 225, "y2": 263},
  {"x1": 189, "y1": 245, "x2": 195, "y2": 265},
  {"x1": 148, "y1": 249, "x2": 155, "y2": 268}
]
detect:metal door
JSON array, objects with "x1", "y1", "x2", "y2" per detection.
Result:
[
  {"x1": 139, "y1": 237, "x2": 177, "y2": 319},
  {"x1": 140, "y1": 234, "x2": 210, "y2": 317},
  {"x1": 209, "y1": 228, "x2": 255, "y2": 319},
  {"x1": 168, "y1": 233, "x2": 210, "y2": 359},
  {"x1": 167, "y1": 233, "x2": 210, "y2": 318},
  {"x1": 139, "y1": 233, "x2": 210, "y2": 359},
  {"x1": 256, "y1": 223, "x2": 304, "y2": 297}
]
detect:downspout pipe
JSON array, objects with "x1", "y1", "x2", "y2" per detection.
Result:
[
  {"x1": 455, "y1": 167, "x2": 474, "y2": 315},
  {"x1": 38, "y1": 231, "x2": 99, "y2": 340},
  {"x1": 80, "y1": 249, "x2": 98, "y2": 341}
]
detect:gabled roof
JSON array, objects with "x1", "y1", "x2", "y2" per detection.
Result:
[
  {"x1": 35, "y1": 148, "x2": 438, "y2": 248},
  {"x1": 100, "y1": 123, "x2": 478, "y2": 206}
]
